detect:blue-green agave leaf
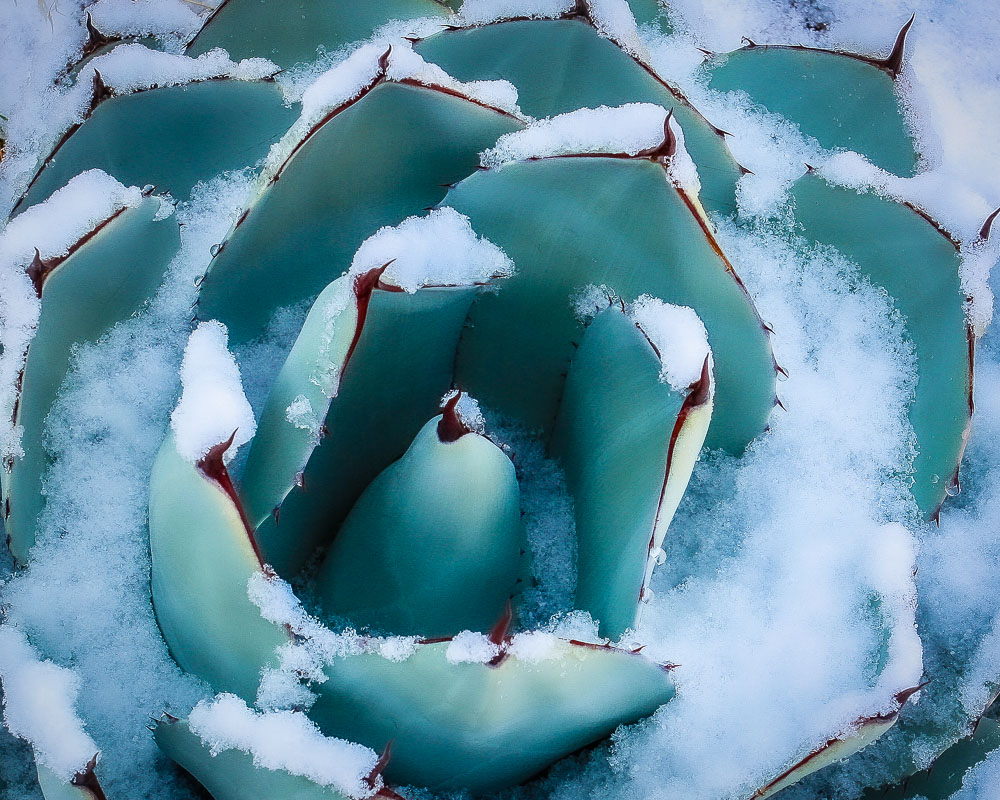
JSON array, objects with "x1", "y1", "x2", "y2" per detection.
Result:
[
  {"x1": 309, "y1": 638, "x2": 675, "y2": 793},
  {"x1": 625, "y1": 0, "x2": 676, "y2": 35},
  {"x1": 415, "y1": 17, "x2": 741, "y2": 214},
  {"x1": 551, "y1": 302, "x2": 713, "y2": 639},
  {"x1": 153, "y1": 717, "x2": 352, "y2": 800},
  {"x1": 706, "y1": 17, "x2": 918, "y2": 176},
  {"x1": 865, "y1": 716, "x2": 1000, "y2": 800},
  {"x1": 444, "y1": 155, "x2": 775, "y2": 452},
  {"x1": 187, "y1": 0, "x2": 451, "y2": 69},
  {"x1": 4, "y1": 193, "x2": 179, "y2": 565},
  {"x1": 317, "y1": 404, "x2": 523, "y2": 637},
  {"x1": 18, "y1": 79, "x2": 296, "y2": 212},
  {"x1": 149, "y1": 432, "x2": 288, "y2": 701},
  {"x1": 242, "y1": 274, "x2": 492, "y2": 577},
  {"x1": 755, "y1": 686, "x2": 923, "y2": 798},
  {"x1": 198, "y1": 75, "x2": 522, "y2": 345},
  {"x1": 791, "y1": 172, "x2": 970, "y2": 518}
]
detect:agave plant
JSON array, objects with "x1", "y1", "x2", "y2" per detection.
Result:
[{"x1": 0, "y1": 2, "x2": 997, "y2": 800}]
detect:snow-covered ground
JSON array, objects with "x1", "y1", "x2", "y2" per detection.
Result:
[{"x1": 1, "y1": 1, "x2": 999, "y2": 799}]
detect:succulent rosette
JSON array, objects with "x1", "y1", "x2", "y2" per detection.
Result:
[{"x1": 0, "y1": 2, "x2": 998, "y2": 800}]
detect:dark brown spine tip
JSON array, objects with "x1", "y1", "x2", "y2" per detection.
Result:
[
  {"x1": 26, "y1": 248, "x2": 51, "y2": 297},
  {"x1": 879, "y1": 14, "x2": 914, "y2": 79},
  {"x1": 488, "y1": 599, "x2": 514, "y2": 647},
  {"x1": 687, "y1": 356, "x2": 713, "y2": 406},
  {"x1": 894, "y1": 680, "x2": 930, "y2": 707},
  {"x1": 91, "y1": 69, "x2": 113, "y2": 106},
  {"x1": 638, "y1": 109, "x2": 677, "y2": 162},
  {"x1": 196, "y1": 430, "x2": 238, "y2": 485},
  {"x1": 364, "y1": 741, "x2": 393, "y2": 788},
  {"x1": 437, "y1": 392, "x2": 471, "y2": 442},
  {"x1": 978, "y1": 206, "x2": 1000, "y2": 241},
  {"x1": 353, "y1": 261, "x2": 393, "y2": 302},
  {"x1": 742, "y1": 36, "x2": 758, "y2": 48},
  {"x1": 71, "y1": 757, "x2": 108, "y2": 800},
  {"x1": 82, "y1": 12, "x2": 114, "y2": 59},
  {"x1": 378, "y1": 46, "x2": 393, "y2": 74},
  {"x1": 571, "y1": 0, "x2": 591, "y2": 20}
]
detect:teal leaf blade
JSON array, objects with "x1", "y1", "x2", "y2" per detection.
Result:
[
  {"x1": 415, "y1": 18, "x2": 741, "y2": 214},
  {"x1": 18, "y1": 81, "x2": 297, "y2": 212},
  {"x1": 198, "y1": 80, "x2": 522, "y2": 346},
  {"x1": 309, "y1": 639, "x2": 675, "y2": 793},
  {"x1": 149, "y1": 432, "x2": 288, "y2": 701},
  {"x1": 445, "y1": 156, "x2": 775, "y2": 452},
  {"x1": 706, "y1": 25, "x2": 918, "y2": 177},
  {"x1": 791, "y1": 173, "x2": 971, "y2": 518},
  {"x1": 243, "y1": 278, "x2": 486, "y2": 577},
  {"x1": 187, "y1": 0, "x2": 451, "y2": 69},
  {"x1": 551, "y1": 303, "x2": 713, "y2": 639},
  {"x1": 4, "y1": 195, "x2": 179, "y2": 564},
  {"x1": 317, "y1": 405, "x2": 523, "y2": 638}
]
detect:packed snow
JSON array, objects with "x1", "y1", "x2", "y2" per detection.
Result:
[
  {"x1": 188, "y1": 693, "x2": 381, "y2": 798},
  {"x1": 586, "y1": 0, "x2": 649, "y2": 59},
  {"x1": 350, "y1": 207, "x2": 515, "y2": 292},
  {"x1": 0, "y1": 626, "x2": 98, "y2": 782},
  {"x1": 170, "y1": 321, "x2": 256, "y2": 465},
  {"x1": 87, "y1": 0, "x2": 202, "y2": 44}
]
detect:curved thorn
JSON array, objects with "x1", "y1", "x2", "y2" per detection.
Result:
[
  {"x1": 83, "y1": 12, "x2": 115, "y2": 58},
  {"x1": 879, "y1": 14, "x2": 915, "y2": 79},
  {"x1": 437, "y1": 391, "x2": 471, "y2": 442},
  {"x1": 91, "y1": 68, "x2": 113, "y2": 106},
  {"x1": 978, "y1": 206, "x2": 1000, "y2": 241},
  {"x1": 364, "y1": 741, "x2": 393, "y2": 789},
  {"x1": 378, "y1": 45, "x2": 393, "y2": 74},
  {"x1": 488, "y1": 598, "x2": 514, "y2": 647}
]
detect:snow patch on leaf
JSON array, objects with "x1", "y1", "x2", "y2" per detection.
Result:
[
  {"x1": 351, "y1": 207, "x2": 514, "y2": 292},
  {"x1": 480, "y1": 103, "x2": 701, "y2": 193},
  {"x1": 0, "y1": 626, "x2": 98, "y2": 782},
  {"x1": 628, "y1": 296, "x2": 711, "y2": 392},
  {"x1": 457, "y1": 0, "x2": 574, "y2": 24},
  {"x1": 188, "y1": 693, "x2": 381, "y2": 799},
  {"x1": 170, "y1": 321, "x2": 256, "y2": 464}
]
